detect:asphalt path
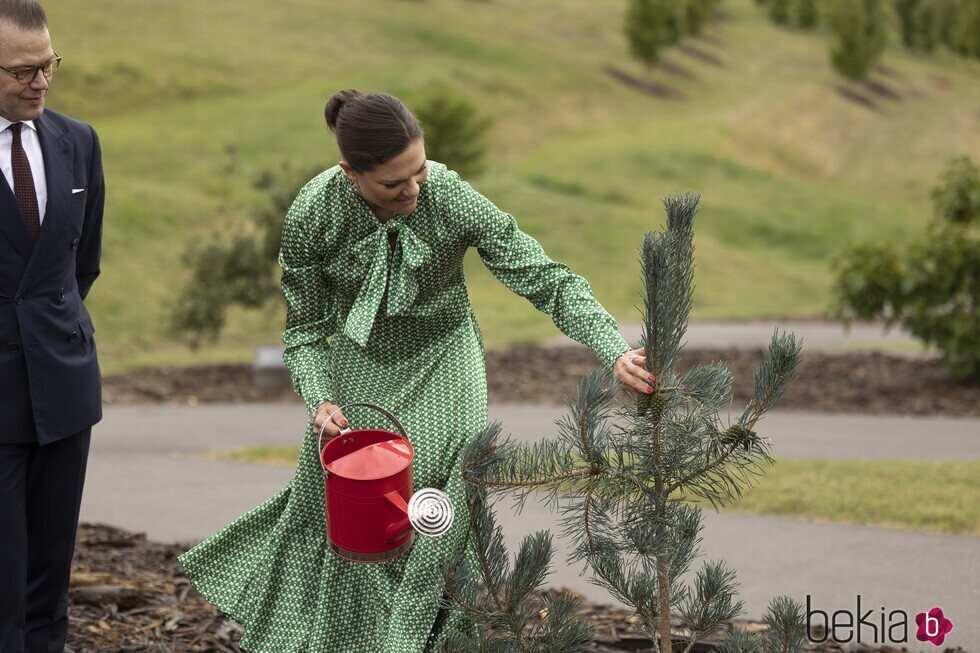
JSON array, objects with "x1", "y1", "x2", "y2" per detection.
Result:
[
  {"x1": 549, "y1": 320, "x2": 925, "y2": 354},
  {"x1": 80, "y1": 402, "x2": 979, "y2": 648}
]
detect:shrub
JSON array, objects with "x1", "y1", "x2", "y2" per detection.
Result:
[
  {"x1": 834, "y1": 157, "x2": 980, "y2": 380},
  {"x1": 827, "y1": 0, "x2": 888, "y2": 80},
  {"x1": 413, "y1": 87, "x2": 491, "y2": 178},
  {"x1": 171, "y1": 168, "x2": 316, "y2": 347}
]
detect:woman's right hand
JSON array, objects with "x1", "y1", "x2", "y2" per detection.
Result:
[{"x1": 312, "y1": 402, "x2": 349, "y2": 439}]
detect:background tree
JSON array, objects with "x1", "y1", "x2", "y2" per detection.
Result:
[
  {"x1": 683, "y1": 0, "x2": 717, "y2": 36},
  {"x1": 943, "y1": 0, "x2": 980, "y2": 58},
  {"x1": 414, "y1": 87, "x2": 492, "y2": 178},
  {"x1": 895, "y1": 0, "x2": 939, "y2": 52},
  {"x1": 445, "y1": 194, "x2": 807, "y2": 652},
  {"x1": 171, "y1": 168, "x2": 315, "y2": 347},
  {"x1": 768, "y1": 0, "x2": 791, "y2": 24},
  {"x1": 796, "y1": 0, "x2": 818, "y2": 28},
  {"x1": 827, "y1": 0, "x2": 888, "y2": 80},
  {"x1": 834, "y1": 156, "x2": 980, "y2": 380},
  {"x1": 625, "y1": 0, "x2": 669, "y2": 69}
]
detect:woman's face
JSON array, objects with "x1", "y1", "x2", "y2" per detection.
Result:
[{"x1": 341, "y1": 139, "x2": 429, "y2": 219}]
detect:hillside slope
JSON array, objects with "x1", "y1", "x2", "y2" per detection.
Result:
[{"x1": 40, "y1": 0, "x2": 980, "y2": 370}]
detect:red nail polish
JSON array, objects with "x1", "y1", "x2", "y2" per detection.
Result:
[
  {"x1": 648, "y1": 375, "x2": 654, "y2": 382},
  {"x1": 646, "y1": 387, "x2": 653, "y2": 394},
  {"x1": 342, "y1": 420, "x2": 349, "y2": 427}
]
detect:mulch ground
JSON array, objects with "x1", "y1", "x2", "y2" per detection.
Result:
[
  {"x1": 70, "y1": 524, "x2": 966, "y2": 653},
  {"x1": 103, "y1": 345, "x2": 980, "y2": 417}
]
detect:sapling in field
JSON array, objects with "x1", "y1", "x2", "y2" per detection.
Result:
[{"x1": 443, "y1": 193, "x2": 807, "y2": 652}]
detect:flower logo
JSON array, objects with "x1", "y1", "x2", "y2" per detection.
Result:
[{"x1": 915, "y1": 607, "x2": 954, "y2": 646}]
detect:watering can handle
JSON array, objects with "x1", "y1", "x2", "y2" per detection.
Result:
[{"x1": 317, "y1": 402, "x2": 411, "y2": 478}]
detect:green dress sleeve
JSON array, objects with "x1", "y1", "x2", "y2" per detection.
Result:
[
  {"x1": 444, "y1": 170, "x2": 631, "y2": 367},
  {"x1": 279, "y1": 181, "x2": 336, "y2": 414}
]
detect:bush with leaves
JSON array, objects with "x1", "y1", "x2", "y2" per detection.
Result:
[
  {"x1": 625, "y1": 0, "x2": 670, "y2": 68},
  {"x1": 625, "y1": 0, "x2": 721, "y2": 69},
  {"x1": 768, "y1": 0, "x2": 791, "y2": 24},
  {"x1": 895, "y1": 0, "x2": 939, "y2": 52},
  {"x1": 827, "y1": 0, "x2": 888, "y2": 80},
  {"x1": 940, "y1": 0, "x2": 980, "y2": 58},
  {"x1": 171, "y1": 168, "x2": 317, "y2": 347},
  {"x1": 834, "y1": 157, "x2": 980, "y2": 380},
  {"x1": 444, "y1": 194, "x2": 807, "y2": 652},
  {"x1": 414, "y1": 87, "x2": 491, "y2": 178},
  {"x1": 796, "y1": 0, "x2": 818, "y2": 28},
  {"x1": 684, "y1": 0, "x2": 719, "y2": 36}
]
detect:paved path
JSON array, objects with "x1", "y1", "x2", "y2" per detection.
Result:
[
  {"x1": 548, "y1": 319, "x2": 926, "y2": 354},
  {"x1": 80, "y1": 403, "x2": 979, "y2": 648}
]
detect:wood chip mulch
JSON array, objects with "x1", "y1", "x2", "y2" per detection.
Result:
[
  {"x1": 68, "y1": 524, "x2": 970, "y2": 653},
  {"x1": 102, "y1": 345, "x2": 980, "y2": 417}
]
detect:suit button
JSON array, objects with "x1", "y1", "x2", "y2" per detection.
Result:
[
  {"x1": 71, "y1": 238, "x2": 79, "y2": 250},
  {"x1": 7, "y1": 344, "x2": 20, "y2": 354},
  {"x1": 59, "y1": 288, "x2": 65, "y2": 301},
  {"x1": 68, "y1": 331, "x2": 78, "y2": 343},
  {"x1": 15, "y1": 298, "x2": 23, "y2": 305}
]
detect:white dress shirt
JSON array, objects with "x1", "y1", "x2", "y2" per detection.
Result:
[{"x1": 0, "y1": 116, "x2": 48, "y2": 225}]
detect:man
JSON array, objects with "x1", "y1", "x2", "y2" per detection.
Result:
[{"x1": 0, "y1": 0, "x2": 104, "y2": 651}]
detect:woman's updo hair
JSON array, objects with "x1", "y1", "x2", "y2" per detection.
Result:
[{"x1": 324, "y1": 89, "x2": 424, "y2": 173}]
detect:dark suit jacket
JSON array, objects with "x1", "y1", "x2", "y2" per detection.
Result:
[{"x1": 0, "y1": 109, "x2": 104, "y2": 445}]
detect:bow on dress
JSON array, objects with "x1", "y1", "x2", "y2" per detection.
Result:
[{"x1": 344, "y1": 219, "x2": 432, "y2": 347}]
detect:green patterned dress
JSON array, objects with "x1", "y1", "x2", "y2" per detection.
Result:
[{"x1": 178, "y1": 161, "x2": 630, "y2": 653}]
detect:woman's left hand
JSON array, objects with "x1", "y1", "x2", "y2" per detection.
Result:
[{"x1": 614, "y1": 347, "x2": 654, "y2": 394}]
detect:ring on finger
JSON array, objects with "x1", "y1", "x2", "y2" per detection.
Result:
[{"x1": 630, "y1": 355, "x2": 640, "y2": 365}]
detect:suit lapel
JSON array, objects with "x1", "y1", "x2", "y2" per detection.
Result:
[{"x1": 17, "y1": 113, "x2": 73, "y2": 291}]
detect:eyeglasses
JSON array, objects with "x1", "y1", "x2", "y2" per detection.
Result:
[{"x1": 0, "y1": 53, "x2": 61, "y2": 85}]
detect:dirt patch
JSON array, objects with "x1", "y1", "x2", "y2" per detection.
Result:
[
  {"x1": 104, "y1": 345, "x2": 980, "y2": 417},
  {"x1": 603, "y1": 65, "x2": 680, "y2": 99},
  {"x1": 930, "y1": 74, "x2": 954, "y2": 91}
]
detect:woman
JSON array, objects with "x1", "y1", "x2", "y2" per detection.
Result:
[{"x1": 179, "y1": 89, "x2": 652, "y2": 653}]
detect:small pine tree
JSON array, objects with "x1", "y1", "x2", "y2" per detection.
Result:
[
  {"x1": 913, "y1": 0, "x2": 939, "y2": 52},
  {"x1": 895, "y1": 0, "x2": 939, "y2": 52},
  {"x1": 797, "y1": 0, "x2": 819, "y2": 28},
  {"x1": 447, "y1": 194, "x2": 807, "y2": 652},
  {"x1": 828, "y1": 0, "x2": 888, "y2": 80},
  {"x1": 625, "y1": 0, "x2": 668, "y2": 69},
  {"x1": 894, "y1": 0, "x2": 920, "y2": 47},
  {"x1": 684, "y1": 0, "x2": 714, "y2": 36},
  {"x1": 947, "y1": 0, "x2": 980, "y2": 57},
  {"x1": 769, "y1": 0, "x2": 791, "y2": 24},
  {"x1": 414, "y1": 87, "x2": 491, "y2": 178},
  {"x1": 663, "y1": 0, "x2": 687, "y2": 45}
]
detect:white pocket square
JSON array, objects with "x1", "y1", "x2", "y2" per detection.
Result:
[{"x1": 72, "y1": 188, "x2": 85, "y2": 194}]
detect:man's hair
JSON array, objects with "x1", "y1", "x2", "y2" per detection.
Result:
[{"x1": 0, "y1": 0, "x2": 47, "y2": 30}]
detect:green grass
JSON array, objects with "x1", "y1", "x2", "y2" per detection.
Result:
[
  {"x1": 202, "y1": 446, "x2": 302, "y2": 467},
  {"x1": 200, "y1": 447, "x2": 980, "y2": 536},
  {"x1": 39, "y1": 0, "x2": 980, "y2": 369},
  {"x1": 718, "y1": 459, "x2": 980, "y2": 536}
]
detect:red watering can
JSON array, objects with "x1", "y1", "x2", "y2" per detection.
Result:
[{"x1": 317, "y1": 402, "x2": 454, "y2": 563}]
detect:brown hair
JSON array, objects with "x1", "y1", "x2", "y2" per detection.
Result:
[
  {"x1": 324, "y1": 89, "x2": 423, "y2": 172},
  {"x1": 0, "y1": 0, "x2": 47, "y2": 30}
]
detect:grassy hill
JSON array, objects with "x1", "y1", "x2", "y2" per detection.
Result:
[{"x1": 41, "y1": 0, "x2": 980, "y2": 372}]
